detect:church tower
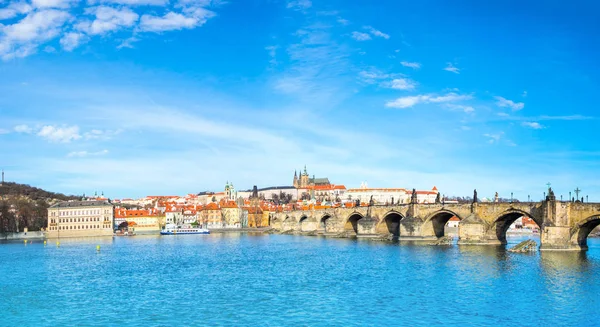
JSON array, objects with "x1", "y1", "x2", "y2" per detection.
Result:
[
  {"x1": 293, "y1": 170, "x2": 298, "y2": 188},
  {"x1": 300, "y1": 165, "x2": 309, "y2": 188}
]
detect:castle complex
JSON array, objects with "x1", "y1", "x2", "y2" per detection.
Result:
[{"x1": 293, "y1": 166, "x2": 331, "y2": 189}]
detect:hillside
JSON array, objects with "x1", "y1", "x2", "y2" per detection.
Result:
[
  {"x1": 0, "y1": 182, "x2": 80, "y2": 202},
  {"x1": 0, "y1": 182, "x2": 80, "y2": 233}
]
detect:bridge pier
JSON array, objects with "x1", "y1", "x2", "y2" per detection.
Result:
[{"x1": 540, "y1": 226, "x2": 580, "y2": 251}]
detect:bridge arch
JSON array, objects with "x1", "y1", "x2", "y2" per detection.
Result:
[
  {"x1": 493, "y1": 209, "x2": 541, "y2": 244},
  {"x1": 571, "y1": 215, "x2": 600, "y2": 250},
  {"x1": 423, "y1": 210, "x2": 463, "y2": 238},
  {"x1": 320, "y1": 213, "x2": 333, "y2": 233},
  {"x1": 376, "y1": 211, "x2": 405, "y2": 237},
  {"x1": 344, "y1": 212, "x2": 364, "y2": 234}
]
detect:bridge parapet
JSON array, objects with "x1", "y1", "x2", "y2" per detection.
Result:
[{"x1": 268, "y1": 201, "x2": 600, "y2": 251}]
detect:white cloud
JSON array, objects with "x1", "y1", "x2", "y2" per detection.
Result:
[
  {"x1": 31, "y1": 0, "x2": 76, "y2": 9},
  {"x1": 2, "y1": 9, "x2": 70, "y2": 42},
  {"x1": 37, "y1": 125, "x2": 81, "y2": 142},
  {"x1": 522, "y1": 122, "x2": 544, "y2": 129},
  {"x1": 138, "y1": 8, "x2": 214, "y2": 32},
  {"x1": 494, "y1": 96, "x2": 524, "y2": 111},
  {"x1": 14, "y1": 124, "x2": 33, "y2": 133},
  {"x1": 445, "y1": 104, "x2": 475, "y2": 113},
  {"x1": 0, "y1": 2, "x2": 32, "y2": 20},
  {"x1": 287, "y1": 0, "x2": 311, "y2": 10},
  {"x1": 388, "y1": 78, "x2": 416, "y2": 90},
  {"x1": 0, "y1": 0, "x2": 219, "y2": 60},
  {"x1": 67, "y1": 149, "x2": 109, "y2": 157},
  {"x1": 76, "y1": 6, "x2": 139, "y2": 35},
  {"x1": 364, "y1": 26, "x2": 389, "y2": 39},
  {"x1": 385, "y1": 95, "x2": 424, "y2": 109},
  {"x1": 385, "y1": 92, "x2": 472, "y2": 109},
  {"x1": 0, "y1": 9, "x2": 71, "y2": 60},
  {"x1": 90, "y1": 0, "x2": 168, "y2": 5},
  {"x1": 400, "y1": 61, "x2": 421, "y2": 69},
  {"x1": 522, "y1": 90, "x2": 527, "y2": 97},
  {"x1": 443, "y1": 62, "x2": 460, "y2": 74},
  {"x1": 60, "y1": 32, "x2": 88, "y2": 51},
  {"x1": 351, "y1": 31, "x2": 371, "y2": 41}
]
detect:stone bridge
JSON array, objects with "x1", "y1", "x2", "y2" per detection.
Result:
[{"x1": 270, "y1": 200, "x2": 600, "y2": 251}]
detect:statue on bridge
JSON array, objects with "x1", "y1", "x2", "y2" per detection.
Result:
[
  {"x1": 546, "y1": 188, "x2": 556, "y2": 201},
  {"x1": 435, "y1": 192, "x2": 441, "y2": 204},
  {"x1": 473, "y1": 189, "x2": 478, "y2": 203},
  {"x1": 391, "y1": 197, "x2": 394, "y2": 205},
  {"x1": 369, "y1": 195, "x2": 374, "y2": 206},
  {"x1": 355, "y1": 199, "x2": 361, "y2": 207},
  {"x1": 411, "y1": 189, "x2": 417, "y2": 204}
]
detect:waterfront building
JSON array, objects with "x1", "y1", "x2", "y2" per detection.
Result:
[
  {"x1": 446, "y1": 216, "x2": 460, "y2": 228},
  {"x1": 246, "y1": 206, "x2": 263, "y2": 227},
  {"x1": 201, "y1": 202, "x2": 223, "y2": 228},
  {"x1": 114, "y1": 208, "x2": 161, "y2": 234},
  {"x1": 221, "y1": 200, "x2": 241, "y2": 228},
  {"x1": 46, "y1": 200, "x2": 114, "y2": 238}
]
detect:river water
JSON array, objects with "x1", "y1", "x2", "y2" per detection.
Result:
[{"x1": 1, "y1": 234, "x2": 600, "y2": 326}]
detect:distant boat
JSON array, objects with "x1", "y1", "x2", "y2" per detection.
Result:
[{"x1": 160, "y1": 224, "x2": 210, "y2": 235}]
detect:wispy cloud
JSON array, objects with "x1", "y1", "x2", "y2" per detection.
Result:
[
  {"x1": 443, "y1": 62, "x2": 460, "y2": 74},
  {"x1": 483, "y1": 132, "x2": 504, "y2": 144},
  {"x1": 337, "y1": 17, "x2": 349, "y2": 25},
  {"x1": 537, "y1": 115, "x2": 593, "y2": 121},
  {"x1": 385, "y1": 92, "x2": 473, "y2": 109},
  {"x1": 364, "y1": 26, "x2": 389, "y2": 39},
  {"x1": 494, "y1": 96, "x2": 524, "y2": 111},
  {"x1": 14, "y1": 124, "x2": 33, "y2": 133},
  {"x1": 67, "y1": 149, "x2": 109, "y2": 157},
  {"x1": 400, "y1": 61, "x2": 421, "y2": 69},
  {"x1": 522, "y1": 122, "x2": 544, "y2": 129},
  {"x1": 445, "y1": 104, "x2": 475, "y2": 113},
  {"x1": 287, "y1": 0, "x2": 311, "y2": 10},
  {"x1": 351, "y1": 31, "x2": 371, "y2": 41},
  {"x1": 265, "y1": 45, "x2": 278, "y2": 66}
]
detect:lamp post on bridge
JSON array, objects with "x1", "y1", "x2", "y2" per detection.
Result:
[
  {"x1": 569, "y1": 192, "x2": 572, "y2": 202},
  {"x1": 510, "y1": 192, "x2": 513, "y2": 203},
  {"x1": 586, "y1": 195, "x2": 589, "y2": 203},
  {"x1": 528, "y1": 195, "x2": 530, "y2": 202}
]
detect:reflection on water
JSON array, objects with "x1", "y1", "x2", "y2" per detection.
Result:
[{"x1": 2, "y1": 233, "x2": 600, "y2": 326}]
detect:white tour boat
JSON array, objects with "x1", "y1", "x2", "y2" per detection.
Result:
[{"x1": 160, "y1": 224, "x2": 210, "y2": 235}]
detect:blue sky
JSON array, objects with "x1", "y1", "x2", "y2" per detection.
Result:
[{"x1": 1, "y1": 0, "x2": 599, "y2": 200}]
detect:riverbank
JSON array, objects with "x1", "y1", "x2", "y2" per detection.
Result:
[{"x1": 0, "y1": 231, "x2": 45, "y2": 240}]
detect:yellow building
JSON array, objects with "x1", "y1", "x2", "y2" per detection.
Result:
[
  {"x1": 46, "y1": 200, "x2": 114, "y2": 238},
  {"x1": 115, "y1": 208, "x2": 161, "y2": 234}
]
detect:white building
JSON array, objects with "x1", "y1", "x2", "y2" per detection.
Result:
[{"x1": 345, "y1": 182, "x2": 439, "y2": 205}]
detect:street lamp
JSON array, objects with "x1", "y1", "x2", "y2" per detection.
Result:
[
  {"x1": 528, "y1": 195, "x2": 530, "y2": 202},
  {"x1": 510, "y1": 192, "x2": 513, "y2": 203}
]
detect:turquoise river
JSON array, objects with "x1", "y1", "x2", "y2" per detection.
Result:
[{"x1": 2, "y1": 234, "x2": 600, "y2": 326}]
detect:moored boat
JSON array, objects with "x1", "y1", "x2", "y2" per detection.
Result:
[{"x1": 160, "y1": 224, "x2": 210, "y2": 235}]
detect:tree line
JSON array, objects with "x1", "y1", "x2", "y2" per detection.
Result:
[{"x1": 0, "y1": 182, "x2": 79, "y2": 233}]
